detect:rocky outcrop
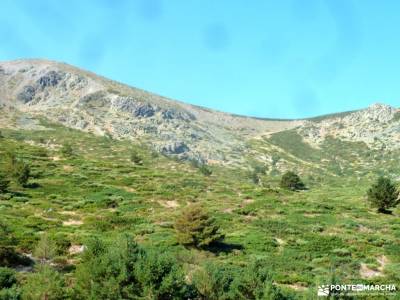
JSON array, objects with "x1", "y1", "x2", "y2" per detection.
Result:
[
  {"x1": 111, "y1": 97, "x2": 156, "y2": 117},
  {"x1": 160, "y1": 141, "x2": 189, "y2": 155},
  {"x1": 299, "y1": 103, "x2": 400, "y2": 149},
  {"x1": 17, "y1": 85, "x2": 36, "y2": 103},
  {"x1": 1, "y1": 59, "x2": 399, "y2": 169},
  {"x1": 37, "y1": 71, "x2": 65, "y2": 89},
  {"x1": 161, "y1": 108, "x2": 195, "y2": 121}
]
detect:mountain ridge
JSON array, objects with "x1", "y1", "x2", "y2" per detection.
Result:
[{"x1": 1, "y1": 59, "x2": 399, "y2": 173}]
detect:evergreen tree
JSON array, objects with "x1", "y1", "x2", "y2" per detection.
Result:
[
  {"x1": 199, "y1": 164, "x2": 212, "y2": 176},
  {"x1": 13, "y1": 161, "x2": 30, "y2": 186},
  {"x1": 130, "y1": 149, "x2": 143, "y2": 165},
  {"x1": 367, "y1": 177, "x2": 399, "y2": 213},
  {"x1": 174, "y1": 205, "x2": 224, "y2": 248},
  {"x1": 34, "y1": 233, "x2": 56, "y2": 264},
  {"x1": 74, "y1": 235, "x2": 193, "y2": 299},
  {"x1": 280, "y1": 171, "x2": 305, "y2": 191},
  {"x1": 21, "y1": 265, "x2": 66, "y2": 300},
  {"x1": 60, "y1": 142, "x2": 74, "y2": 157},
  {"x1": 5, "y1": 152, "x2": 30, "y2": 186}
]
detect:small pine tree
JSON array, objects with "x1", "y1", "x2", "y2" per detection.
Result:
[
  {"x1": 367, "y1": 177, "x2": 399, "y2": 213},
  {"x1": 60, "y1": 142, "x2": 74, "y2": 157},
  {"x1": 34, "y1": 233, "x2": 56, "y2": 264},
  {"x1": 280, "y1": 171, "x2": 305, "y2": 191},
  {"x1": 199, "y1": 164, "x2": 212, "y2": 176},
  {"x1": 174, "y1": 205, "x2": 224, "y2": 248},
  {"x1": 0, "y1": 174, "x2": 9, "y2": 193},
  {"x1": 0, "y1": 130, "x2": 3, "y2": 139},
  {"x1": 22, "y1": 265, "x2": 65, "y2": 300},
  {"x1": 190, "y1": 160, "x2": 212, "y2": 176},
  {"x1": 250, "y1": 163, "x2": 266, "y2": 185},
  {"x1": 13, "y1": 161, "x2": 30, "y2": 186},
  {"x1": 130, "y1": 150, "x2": 143, "y2": 165},
  {"x1": 4, "y1": 152, "x2": 30, "y2": 186}
]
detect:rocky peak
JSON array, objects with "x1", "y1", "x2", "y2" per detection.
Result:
[{"x1": 346, "y1": 103, "x2": 397, "y2": 123}]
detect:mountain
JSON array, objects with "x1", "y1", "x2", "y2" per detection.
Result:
[
  {"x1": 1, "y1": 59, "x2": 400, "y2": 297},
  {"x1": 1, "y1": 59, "x2": 399, "y2": 175}
]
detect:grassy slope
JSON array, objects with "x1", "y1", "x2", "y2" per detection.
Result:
[{"x1": 0, "y1": 122, "x2": 399, "y2": 296}]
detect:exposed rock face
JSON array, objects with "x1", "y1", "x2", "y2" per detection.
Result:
[
  {"x1": 344, "y1": 103, "x2": 396, "y2": 123},
  {"x1": 112, "y1": 97, "x2": 156, "y2": 117},
  {"x1": 37, "y1": 71, "x2": 65, "y2": 89},
  {"x1": 0, "y1": 59, "x2": 399, "y2": 170},
  {"x1": 299, "y1": 103, "x2": 400, "y2": 150},
  {"x1": 160, "y1": 141, "x2": 189, "y2": 155},
  {"x1": 17, "y1": 85, "x2": 36, "y2": 103},
  {"x1": 161, "y1": 108, "x2": 195, "y2": 121}
]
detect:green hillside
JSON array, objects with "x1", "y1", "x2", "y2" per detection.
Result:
[{"x1": 0, "y1": 120, "x2": 399, "y2": 299}]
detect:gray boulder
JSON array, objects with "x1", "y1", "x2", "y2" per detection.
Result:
[
  {"x1": 17, "y1": 85, "x2": 36, "y2": 103},
  {"x1": 112, "y1": 97, "x2": 156, "y2": 118},
  {"x1": 161, "y1": 108, "x2": 195, "y2": 121},
  {"x1": 161, "y1": 141, "x2": 189, "y2": 155},
  {"x1": 37, "y1": 71, "x2": 65, "y2": 89}
]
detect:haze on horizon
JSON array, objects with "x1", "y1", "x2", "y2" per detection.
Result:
[{"x1": 1, "y1": 0, "x2": 399, "y2": 119}]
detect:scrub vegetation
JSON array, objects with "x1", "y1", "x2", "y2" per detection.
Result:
[{"x1": 0, "y1": 122, "x2": 399, "y2": 299}]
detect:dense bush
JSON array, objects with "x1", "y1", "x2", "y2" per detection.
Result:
[
  {"x1": 192, "y1": 263, "x2": 235, "y2": 299},
  {"x1": 14, "y1": 161, "x2": 30, "y2": 186},
  {"x1": 60, "y1": 142, "x2": 74, "y2": 157},
  {"x1": 34, "y1": 233, "x2": 56, "y2": 263},
  {"x1": 0, "y1": 267, "x2": 17, "y2": 289},
  {"x1": 0, "y1": 222, "x2": 31, "y2": 267},
  {"x1": 198, "y1": 164, "x2": 212, "y2": 176},
  {"x1": 0, "y1": 286, "x2": 21, "y2": 300},
  {"x1": 280, "y1": 171, "x2": 305, "y2": 191},
  {"x1": 192, "y1": 261, "x2": 289, "y2": 300},
  {"x1": 174, "y1": 205, "x2": 224, "y2": 249},
  {"x1": 134, "y1": 249, "x2": 196, "y2": 299},
  {"x1": 130, "y1": 149, "x2": 143, "y2": 165},
  {"x1": 190, "y1": 159, "x2": 212, "y2": 176},
  {"x1": 367, "y1": 176, "x2": 399, "y2": 213},
  {"x1": 22, "y1": 265, "x2": 66, "y2": 300},
  {"x1": 0, "y1": 173, "x2": 10, "y2": 193},
  {"x1": 74, "y1": 236, "x2": 193, "y2": 299},
  {"x1": 5, "y1": 153, "x2": 30, "y2": 186},
  {"x1": 250, "y1": 163, "x2": 267, "y2": 185}
]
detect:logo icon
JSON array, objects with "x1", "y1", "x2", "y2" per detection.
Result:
[{"x1": 318, "y1": 285, "x2": 330, "y2": 297}]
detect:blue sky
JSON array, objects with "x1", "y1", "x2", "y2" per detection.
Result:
[{"x1": 1, "y1": 0, "x2": 399, "y2": 118}]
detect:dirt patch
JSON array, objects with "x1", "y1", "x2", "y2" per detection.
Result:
[
  {"x1": 120, "y1": 186, "x2": 136, "y2": 193},
  {"x1": 68, "y1": 245, "x2": 85, "y2": 255},
  {"x1": 63, "y1": 219, "x2": 83, "y2": 226},
  {"x1": 360, "y1": 263, "x2": 381, "y2": 278},
  {"x1": 52, "y1": 156, "x2": 61, "y2": 161},
  {"x1": 360, "y1": 256, "x2": 389, "y2": 279},
  {"x1": 358, "y1": 225, "x2": 373, "y2": 233},
  {"x1": 60, "y1": 211, "x2": 78, "y2": 216},
  {"x1": 303, "y1": 213, "x2": 321, "y2": 218},
  {"x1": 158, "y1": 200, "x2": 179, "y2": 208},
  {"x1": 243, "y1": 198, "x2": 254, "y2": 204},
  {"x1": 279, "y1": 283, "x2": 307, "y2": 291},
  {"x1": 63, "y1": 165, "x2": 74, "y2": 172},
  {"x1": 377, "y1": 255, "x2": 389, "y2": 269}
]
